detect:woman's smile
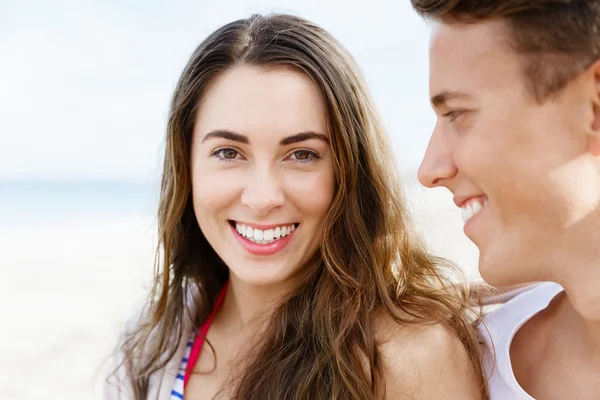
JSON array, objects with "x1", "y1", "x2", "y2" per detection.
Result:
[{"x1": 229, "y1": 220, "x2": 299, "y2": 256}]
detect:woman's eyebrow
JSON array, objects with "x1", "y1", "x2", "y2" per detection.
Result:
[
  {"x1": 279, "y1": 132, "x2": 329, "y2": 146},
  {"x1": 201, "y1": 130, "x2": 249, "y2": 144},
  {"x1": 201, "y1": 130, "x2": 329, "y2": 146}
]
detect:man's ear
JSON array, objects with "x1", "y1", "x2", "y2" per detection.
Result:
[
  {"x1": 591, "y1": 107, "x2": 600, "y2": 155},
  {"x1": 589, "y1": 63, "x2": 600, "y2": 156}
]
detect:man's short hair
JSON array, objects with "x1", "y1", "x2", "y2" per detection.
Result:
[{"x1": 411, "y1": 0, "x2": 600, "y2": 102}]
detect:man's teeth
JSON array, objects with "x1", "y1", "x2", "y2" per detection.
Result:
[
  {"x1": 235, "y1": 223, "x2": 296, "y2": 244},
  {"x1": 461, "y1": 199, "x2": 487, "y2": 223}
]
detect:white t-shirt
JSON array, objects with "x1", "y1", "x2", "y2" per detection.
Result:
[{"x1": 480, "y1": 282, "x2": 564, "y2": 400}]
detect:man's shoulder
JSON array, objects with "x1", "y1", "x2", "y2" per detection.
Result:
[
  {"x1": 478, "y1": 282, "x2": 564, "y2": 398},
  {"x1": 485, "y1": 282, "x2": 563, "y2": 319},
  {"x1": 480, "y1": 281, "x2": 564, "y2": 343}
]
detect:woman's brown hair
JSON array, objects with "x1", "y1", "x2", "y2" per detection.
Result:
[{"x1": 113, "y1": 13, "x2": 488, "y2": 399}]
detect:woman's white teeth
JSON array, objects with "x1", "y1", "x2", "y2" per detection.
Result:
[
  {"x1": 235, "y1": 223, "x2": 296, "y2": 243},
  {"x1": 461, "y1": 199, "x2": 487, "y2": 223},
  {"x1": 264, "y1": 229, "x2": 273, "y2": 241}
]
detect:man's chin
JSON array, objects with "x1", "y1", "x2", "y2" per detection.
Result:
[{"x1": 478, "y1": 252, "x2": 528, "y2": 288}]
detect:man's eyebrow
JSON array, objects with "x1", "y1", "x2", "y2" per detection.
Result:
[
  {"x1": 279, "y1": 132, "x2": 329, "y2": 146},
  {"x1": 431, "y1": 90, "x2": 473, "y2": 108},
  {"x1": 201, "y1": 130, "x2": 249, "y2": 144}
]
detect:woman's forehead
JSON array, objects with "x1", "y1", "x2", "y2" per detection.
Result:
[{"x1": 194, "y1": 66, "x2": 328, "y2": 142}]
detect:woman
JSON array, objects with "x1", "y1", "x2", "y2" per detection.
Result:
[{"x1": 105, "y1": 14, "x2": 488, "y2": 399}]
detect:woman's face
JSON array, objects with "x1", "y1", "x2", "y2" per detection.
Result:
[{"x1": 190, "y1": 65, "x2": 335, "y2": 289}]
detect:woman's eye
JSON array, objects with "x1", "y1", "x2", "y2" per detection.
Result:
[
  {"x1": 220, "y1": 149, "x2": 238, "y2": 159},
  {"x1": 289, "y1": 150, "x2": 319, "y2": 163},
  {"x1": 212, "y1": 148, "x2": 242, "y2": 162},
  {"x1": 293, "y1": 150, "x2": 311, "y2": 160}
]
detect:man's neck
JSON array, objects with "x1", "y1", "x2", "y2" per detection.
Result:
[
  {"x1": 556, "y1": 292, "x2": 600, "y2": 360},
  {"x1": 513, "y1": 211, "x2": 600, "y2": 364},
  {"x1": 548, "y1": 211, "x2": 600, "y2": 324}
]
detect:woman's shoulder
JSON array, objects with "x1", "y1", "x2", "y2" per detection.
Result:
[
  {"x1": 374, "y1": 310, "x2": 481, "y2": 399},
  {"x1": 103, "y1": 298, "x2": 195, "y2": 400}
]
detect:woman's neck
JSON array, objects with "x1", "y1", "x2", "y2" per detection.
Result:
[{"x1": 219, "y1": 274, "x2": 295, "y2": 329}]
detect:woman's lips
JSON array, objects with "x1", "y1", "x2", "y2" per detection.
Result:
[{"x1": 230, "y1": 222, "x2": 297, "y2": 256}]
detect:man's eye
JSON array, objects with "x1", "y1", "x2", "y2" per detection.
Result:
[{"x1": 443, "y1": 110, "x2": 463, "y2": 121}]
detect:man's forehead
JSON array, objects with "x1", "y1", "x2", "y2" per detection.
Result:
[
  {"x1": 428, "y1": 19, "x2": 519, "y2": 97},
  {"x1": 429, "y1": 19, "x2": 507, "y2": 60}
]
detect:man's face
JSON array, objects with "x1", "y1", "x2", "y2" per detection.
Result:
[{"x1": 419, "y1": 20, "x2": 600, "y2": 286}]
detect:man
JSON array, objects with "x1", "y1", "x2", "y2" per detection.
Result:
[{"x1": 411, "y1": 1, "x2": 600, "y2": 398}]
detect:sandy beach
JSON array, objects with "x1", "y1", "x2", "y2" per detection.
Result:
[{"x1": 1, "y1": 179, "x2": 479, "y2": 400}]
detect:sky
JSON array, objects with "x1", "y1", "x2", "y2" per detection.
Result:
[{"x1": 0, "y1": 0, "x2": 435, "y2": 183}]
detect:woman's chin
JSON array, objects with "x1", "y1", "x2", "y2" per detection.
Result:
[{"x1": 228, "y1": 263, "x2": 295, "y2": 289}]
